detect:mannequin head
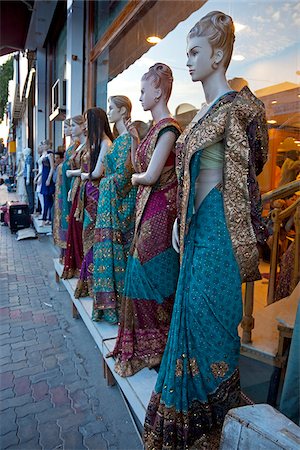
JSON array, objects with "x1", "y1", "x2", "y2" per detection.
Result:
[
  {"x1": 40, "y1": 139, "x2": 52, "y2": 153},
  {"x1": 63, "y1": 118, "x2": 72, "y2": 137},
  {"x1": 108, "y1": 96, "x2": 132, "y2": 124},
  {"x1": 23, "y1": 147, "x2": 32, "y2": 157},
  {"x1": 85, "y1": 107, "x2": 113, "y2": 174},
  {"x1": 140, "y1": 63, "x2": 173, "y2": 110},
  {"x1": 187, "y1": 11, "x2": 235, "y2": 81},
  {"x1": 37, "y1": 144, "x2": 43, "y2": 156},
  {"x1": 71, "y1": 115, "x2": 86, "y2": 139}
]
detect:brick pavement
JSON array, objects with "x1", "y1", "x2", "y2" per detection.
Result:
[{"x1": 0, "y1": 186, "x2": 141, "y2": 450}]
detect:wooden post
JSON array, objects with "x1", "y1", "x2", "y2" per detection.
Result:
[
  {"x1": 267, "y1": 208, "x2": 280, "y2": 305},
  {"x1": 72, "y1": 302, "x2": 79, "y2": 319},
  {"x1": 292, "y1": 205, "x2": 300, "y2": 290},
  {"x1": 241, "y1": 282, "x2": 255, "y2": 343}
]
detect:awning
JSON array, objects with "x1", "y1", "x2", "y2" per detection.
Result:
[{"x1": 0, "y1": 1, "x2": 34, "y2": 56}]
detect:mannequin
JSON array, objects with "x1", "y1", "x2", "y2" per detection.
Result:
[
  {"x1": 144, "y1": 12, "x2": 268, "y2": 449},
  {"x1": 112, "y1": 64, "x2": 181, "y2": 377},
  {"x1": 91, "y1": 95, "x2": 137, "y2": 323},
  {"x1": 74, "y1": 107, "x2": 113, "y2": 298},
  {"x1": 34, "y1": 145, "x2": 44, "y2": 218},
  {"x1": 39, "y1": 140, "x2": 55, "y2": 225},
  {"x1": 23, "y1": 147, "x2": 34, "y2": 213},
  {"x1": 62, "y1": 115, "x2": 86, "y2": 279},
  {"x1": 53, "y1": 118, "x2": 79, "y2": 258},
  {"x1": 16, "y1": 151, "x2": 27, "y2": 203}
]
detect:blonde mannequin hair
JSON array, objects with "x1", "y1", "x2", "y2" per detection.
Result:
[
  {"x1": 189, "y1": 11, "x2": 235, "y2": 70},
  {"x1": 64, "y1": 118, "x2": 72, "y2": 127},
  {"x1": 71, "y1": 114, "x2": 86, "y2": 135},
  {"x1": 142, "y1": 63, "x2": 173, "y2": 103},
  {"x1": 108, "y1": 95, "x2": 132, "y2": 120}
]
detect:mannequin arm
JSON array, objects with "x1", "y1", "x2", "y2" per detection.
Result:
[
  {"x1": 26, "y1": 159, "x2": 31, "y2": 185},
  {"x1": 132, "y1": 131, "x2": 175, "y2": 186},
  {"x1": 89, "y1": 139, "x2": 111, "y2": 180},
  {"x1": 130, "y1": 137, "x2": 139, "y2": 172},
  {"x1": 46, "y1": 153, "x2": 54, "y2": 186},
  {"x1": 66, "y1": 168, "x2": 81, "y2": 178}
]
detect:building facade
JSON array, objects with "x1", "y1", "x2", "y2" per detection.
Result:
[{"x1": 5, "y1": 0, "x2": 300, "y2": 191}]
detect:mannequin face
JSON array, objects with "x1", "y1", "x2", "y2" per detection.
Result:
[
  {"x1": 71, "y1": 121, "x2": 85, "y2": 139},
  {"x1": 186, "y1": 35, "x2": 220, "y2": 82},
  {"x1": 37, "y1": 145, "x2": 43, "y2": 156},
  {"x1": 107, "y1": 100, "x2": 123, "y2": 124},
  {"x1": 64, "y1": 123, "x2": 72, "y2": 137},
  {"x1": 139, "y1": 78, "x2": 161, "y2": 111}
]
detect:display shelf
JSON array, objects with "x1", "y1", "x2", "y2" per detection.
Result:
[
  {"x1": 239, "y1": 283, "x2": 299, "y2": 364},
  {"x1": 53, "y1": 258, "x2": 157, "y2": 426},
  {"x1": 33, "y1": 216, "x2": 52, "y2": 234}
]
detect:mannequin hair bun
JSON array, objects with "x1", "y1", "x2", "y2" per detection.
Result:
[{"x1": 142, "y1": 62, "x2": 174, "y2": 102}]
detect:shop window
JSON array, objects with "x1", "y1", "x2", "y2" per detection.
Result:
[{"x1": 93, "y1": 0, "x2": 299, "y2": 192}]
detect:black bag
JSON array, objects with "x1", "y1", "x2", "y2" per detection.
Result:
[{"x1": 7, "y1": 201, "x2": 31, "y2": 233}]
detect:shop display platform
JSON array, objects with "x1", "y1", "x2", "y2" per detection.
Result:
[
  {"x1": 33, "y1": 216, "x2": 52, "y2": 234},
  {"x1": 53, "y1": 258, "x2": 157, "y2": 427}
]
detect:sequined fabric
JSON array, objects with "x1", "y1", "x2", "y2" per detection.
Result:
[
  {"x1": 112, "y1": 119, "x2": 181, "y2": 377},
  {"x1": 176, "y1": 87, "x2": 268, "y2": 282},
  {"x1": 53, "y1": 142, "x2": 79, "y2": 249},
  {"x1": 144, "y1": 188, "x2": 243, "y2": 449},
  {"x1": 74, "y1": 179, "x2": 100, "y2": 299},
  {"x1": 92, "y1": 134, "x2": 137, "y2": 323},
  {"x1": 62, "y1": 143, "x2": 87, "y2": 280}
]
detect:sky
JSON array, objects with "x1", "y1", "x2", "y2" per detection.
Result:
[{"x1": 107, "y1": 0, "x2": 300, "y2": 122}]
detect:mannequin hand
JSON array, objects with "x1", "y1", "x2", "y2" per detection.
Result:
[
  {"x1": 67, "y1": 190, "x2": 72, "y2": 202},
  {"x1": 46, "y1": 179, "x2": 50, "y2": 187},
  {"x1": 66, "y1": 170, "x2": 72, "y2": 178},
  {"x1": 172, "y1": 218, "x2": 180, "y2": 253},
  {"x1": 131, "y1": 174, "x2": 139, "y2": 186},
  {"x1": 26, "y1": 180, "x2": 30, "y2": 186},
  {"x1": 81, "y1": 172, "x2": 89, "y2": 181},
  {"x1": 125, "y1": 119, "x2": 139, "y2": 142}
]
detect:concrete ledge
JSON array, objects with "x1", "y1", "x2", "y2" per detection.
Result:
[
  {"x1": 220, "y1": 404, "x2": 300, "y2": 450},
  {"x1": 54, "y1": 258, "x2": 157, "y2": 426}
]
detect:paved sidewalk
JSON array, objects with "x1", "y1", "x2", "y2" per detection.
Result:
[{"x1": 0, "y1": 185, "x2": 141, "y2": 450}]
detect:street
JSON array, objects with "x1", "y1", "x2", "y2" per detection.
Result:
[{"x1": 0, "y1": 184, "x2": 141, "y2": 450}]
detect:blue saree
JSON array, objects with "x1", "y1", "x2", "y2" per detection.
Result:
[
  {"x1": 92, "y1": 133, "x2": 137, "y2": 323},
  {"x1": 144, "y1": 89, "x2": 268, "y2": 449}
]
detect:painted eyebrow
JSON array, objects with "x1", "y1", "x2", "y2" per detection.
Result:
[{"x1": 187, "y1": 46, "x2": 201, "y2": 54}]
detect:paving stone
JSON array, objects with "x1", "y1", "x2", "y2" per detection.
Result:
[
  {"x1": 36, "y1": 405, "x2": 71, "y2": 424},
  {"x1": 61, "y1": 426, "x2": 86, "y2": 450},
  {"x1": 17, "y1": 414, "x2": 38, "y2": 444},
  {"x1": 12, "y1": 437, "x2": 41, "y2": 449},
  {"x1": 0, "y1": 388, "x2": 14, "y2": 401},
  {"x1": 0, "y1": 430, "x2": 19, "y2": 449},
  {"x1": 0, "y1": 361, "x2": 28, "y2": 374},
  {"x1": 50, "y1": 385, "x2": 70, "y2": 407},
  {"x1": 31, "y1": 369, "x2": 61, "y2": 384},
  {"x1": 32, "y1": 381, "x2": 49, "y2": 402},
  {"x1": 0, "y1": 371, "x2": 14, "y2": 390},
  {"x1": 0, "y1": 344, "x2": 11, "y2": 358},
  {"x1": 0, "y1": 408, "x2": 17, "y2": 435},
  {"x1": 57, "y1": 412, "x2": 95, "y2": 431},
  {"x1": 0, "y1": 356, "x2": 12, "y2": 365},
  {"x1": 15, "y1": 399, "x2": 52, "y2": 418},
  {"x1": 13, "y1": 364, "x2": 44, "y2": 378},
  {"x1": 11, "y1": 339, "x2": 37, "y2": 350},
  {"x1": 38, "y1": 421, "x2": 62, "y2": 450},
  {"x1": 79, "y1": 419, "x2": 108, "y2": 437},
  {"x1": 14, "y1": 376, "x2": 31, "y2": 396},
  {"x1": 70, "y1": 389, "x2": 89, "y2": 412},
  {"x1": 12, "y1": 349, "x2": 26, "y2": 363},
  {"x1": 83, "y1": 433, "x2": 108, "y2": 450},
  {"x1": 43, "y1": 355, "x2": 57, "y2": 370},
  {"x1": 0, "y1": 393, "x2": 33, "y2": 412},
  {"x1": 23, "y1": 329, "x2": 36, "y2": 341}
]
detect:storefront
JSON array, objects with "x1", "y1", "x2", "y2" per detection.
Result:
[{"x1": 87, "y1": 0, "x2": 300, "y2": 193}]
